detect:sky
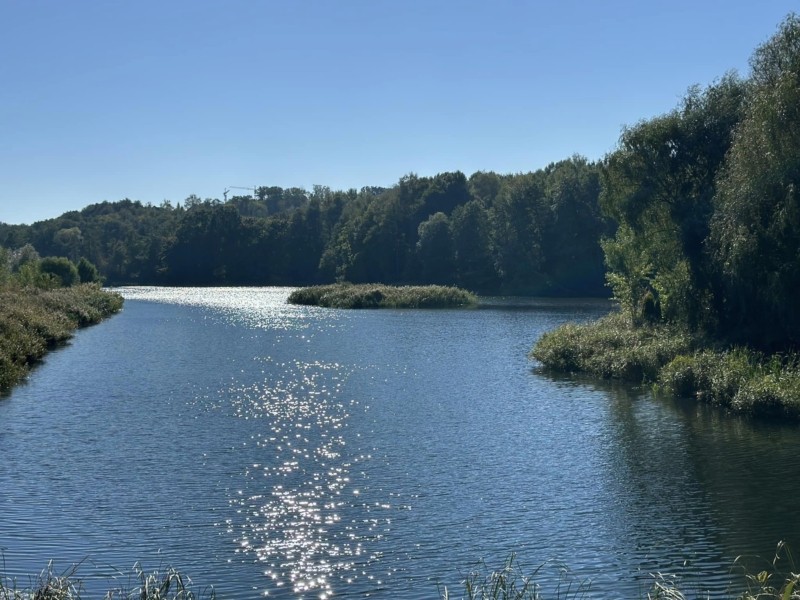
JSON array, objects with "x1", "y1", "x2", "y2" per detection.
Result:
[{"x1": 0, "y1": 0, "x2": 796, "y2": 225}]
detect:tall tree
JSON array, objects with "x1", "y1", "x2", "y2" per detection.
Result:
[
  {"x1": 601, "y1": 75, "x2": 745, "y2": 325},
  {"x1": 711, "y1": 14, "x2": 800, "y2": 347}
]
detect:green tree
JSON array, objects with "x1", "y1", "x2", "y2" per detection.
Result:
[
  {"x1": 711, "y1": 14, "x2": 800, "y2": 347},
  {"x1": 540, "y1": 157, "x2": 607, "y2": 295},
  {"x1": 601, "y1": 75, "x2": 745, "y2": 325},
  {"x1": 40, "y1": 256, "x2": 80, "y2": 287},
  {"x1": 77, "y1": 257, "x2": 101, "y2": 283},
  {"x1": 415, "y1": 212, "x2": 455, "y2": 284},
  {"x1": 450, "y1": 200, "x2": 497, "y2": 291},
  {"x1": 491, "y1": 172, "x2": 548, "y2": 294}
]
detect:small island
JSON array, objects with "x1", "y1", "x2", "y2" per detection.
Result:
[{"x1": 287, "y1": 283, "x2": 477, "y2": 309}]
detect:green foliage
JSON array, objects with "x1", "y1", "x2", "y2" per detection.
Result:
[
  {"x1": 39, "y1": 256, "x2": 80, "y2": 287},
  {"x1": 600, "y1": 74, "x2": 746, "y2": 330},
  {"x1": 416, "y1": 212, "x2": 456, "y2": 284},
  {"x1": 659, "y1": 350, "x2": 800, "y2": 418},
  {"x1": 287, "y1": 283, "x2": 477, "y2": 309},
  {"x1": 0, "y1": 284, "x2": 123, "y2": 392},
  {"x1": 2, "y1": 161, "x2": 607, "y2": 294},
  {"x1": 532, "y1": 312, "x2": 800, "y2": 420},
  {"x1": 711, "y1": 13, "x2": 800, "y2": 347},
  {"x1": 76, "y1": 257, "x2": 100, "y2": 283},
  {"x1": 530, "y1": 312, "x2": 695, "y2": 383}
]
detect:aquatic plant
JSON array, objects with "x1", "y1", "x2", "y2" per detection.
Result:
[
  {"x1": 531, "y1": 312, "x2": 800, "y2": 420},
  {"x1": 0, "y1": 561, "x2": 214, "y2": 599},
  {"x1": 287, "y1": 282, "x2": 478, "y2": 309},
  {"x1": 441, "y1": 544, "x2": 800, "y2": 599},
  {"x1": 439, "y1": 554, "x2": 591, "y2": 599},
  {"x1": 530, "y1": 312, "x2": 695, "y2": 383}
]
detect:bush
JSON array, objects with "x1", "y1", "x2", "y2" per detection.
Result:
[
  {"x1": 76, "y1": 257, "x2": 101, "y2": 284},
  {"x1": 40, "y1": 257, "x2": 80, "y2": 287}
]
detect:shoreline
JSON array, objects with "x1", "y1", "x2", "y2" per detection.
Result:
[
  {"x1": 530, "y1": 312, "x2": 800, "y2": 421},
  {"x1": 0, "y1": 284, "x2": 124, "y2": 394}
]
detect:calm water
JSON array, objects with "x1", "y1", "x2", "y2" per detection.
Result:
[{"x1": 1, "y1": 287, "x2": 799, "y2": 599}]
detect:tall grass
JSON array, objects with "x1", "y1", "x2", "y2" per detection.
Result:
[
  {"x1": 439, "y1": 554, "x2": 591, "y2": 600},
  {"x1": 442, "y1": 544, "x2": 800, "y2": 599},
  {"x1": 530, "y1": 312, "x2": 695, "y2": 383},
  {"x1": 0, "y1": 284, "x2": 123, "y2": 392},
  {"x1": 531, "y1": 313, "x2": 800, "y2": 420},
  {"x1": 288, "y1": 282, "x2": 478, "y2": 309},
  {"x1": 0, "y1": 562, "x2": 214, "y2": 599}
]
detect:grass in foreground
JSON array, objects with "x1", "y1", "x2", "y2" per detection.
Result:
[
  {"x1": 441, "y1": 544, "x2": 800, "y2": 599},
  {"x1": 287, "y1": 282, "x2": 478, "y2": 309},
  {"x1": 530, "y1": 313, "x2": 800, "y2": 420},
  {"x1": 0, "y1": 284, "x2": 124, "y2": 393},
  {"x1": 2, "y1": 545, "x2": 799, "y2": 599},
  {"x1": 0, "y1": 562, "x2": 214, "y2": 599}
]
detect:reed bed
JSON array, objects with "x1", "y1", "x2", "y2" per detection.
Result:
[
  {"x1": 0, "y1": 284, "x2": 123, "y2": 392},
  {"x1": 288, "y1": 282, "x2": 478, "y2": 309},
  {"x1": 0, "y1": 562, "x2": 214, "y2": 599},
  {"x1": 530, "y1": 313, "x2": 800, "y2": 420},
  {"x1": 441, "y1": 543, "x2": 800, "y2": 599}
]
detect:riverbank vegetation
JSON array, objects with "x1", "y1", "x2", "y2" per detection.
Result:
[
  {"x1": 531, "y1": 314, "x2": 800, "y2": 420},
  {"x1": 0, "y1": 248, "x2": 123, "y2": 393},
  {"x1": 3, "y1": 545, "x2": 798, "y2": 599},
  {"x1": 441, "y1": 544, "x2": 800, "y2": 599},
  {"x1": 0, "y1": 562, "x2": 214, "y2": 599},
  {"x1": 287, "y1": 283, "x2": 478, "y2": 309},
  {"x1": 533, "y1": 14, "x2": 800, "y2": 419}
]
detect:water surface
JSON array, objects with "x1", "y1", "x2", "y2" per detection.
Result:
[{"x1": 1, "y1": 287, "x2": 798, "y2": 598}]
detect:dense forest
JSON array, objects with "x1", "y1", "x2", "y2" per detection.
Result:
[{"x1": 0, "y1": 159, "x2": 609, "y2": 296}]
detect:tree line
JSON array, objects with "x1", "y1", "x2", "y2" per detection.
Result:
[{"x1": 0, "y1": 158, "x2": 610, "y2": 296}]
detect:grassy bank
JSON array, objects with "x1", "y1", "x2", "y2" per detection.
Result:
[
  {"x1": 287, "y1": 282, "x2": 478, "y2": 309},
  {"x1": 0, "y1": 284, "x2": 124, "y2": 393},
  {"x1": 530, "y1": 313, "x2": 800, "y2": 420}
]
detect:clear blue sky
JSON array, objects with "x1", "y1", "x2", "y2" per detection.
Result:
[{"x1": 0, "y1": 0, "x2": 795, "y2": 225}]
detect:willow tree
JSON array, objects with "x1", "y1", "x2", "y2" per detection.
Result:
[
  {"x1": 711, "y1": 14, "x2": 800, "y2": 347},
  {"x1": 601, "y1": 75, "x2": 746, "y2": 327}
]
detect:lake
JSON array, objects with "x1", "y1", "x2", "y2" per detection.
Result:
[{"x1": 1, "y1": 287, "x2": 798, "y2": 599}]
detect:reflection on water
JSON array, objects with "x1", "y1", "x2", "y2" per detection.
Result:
[
  {"x1": 225, "y1": 359, "x2": 361, "y2": 597},
  {"x1": 0, "y1": 288, "x2": 798, "y2": 599}
]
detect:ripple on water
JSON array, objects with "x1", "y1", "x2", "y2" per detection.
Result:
[
  {"x1": 112, "y1": 286, "x2": 341, "y2": 332},
  {"x1": 208, "y1": 357, "x2": 382, "y2": 598}
]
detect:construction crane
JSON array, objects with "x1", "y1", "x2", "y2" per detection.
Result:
[{"x1": 223, "y1": 186, "x2": 256, "y2": 202}]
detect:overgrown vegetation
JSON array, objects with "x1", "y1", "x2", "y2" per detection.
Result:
[
  {"x1": 531, "y1": 314, "x2": 800, "y2": 420},
  {"x1": 4, "y1": 544, "x2": 799, "y2": 599},
  {"x1": 0, "y1": 247, "x2": 122, "y2": 393},
  {"x1": 533, "y1": 14, "x2": 800, "y2": 419},
  {"x1": 0, "y1": 284, "x2": 123, "y2": 392},
  {"x1": 287, "y1": 283, "x2": 478, "y2": 309},
  {"x1": 440, "y1": 544, "x2": 800, "y2": 599},
  {"x1": 0, "y1": 562, "x2": 214, "y2": 599}
]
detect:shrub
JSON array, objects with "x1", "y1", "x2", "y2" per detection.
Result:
[{"x1": 39, "y1": 257, "x2": 80, "y2": 287}]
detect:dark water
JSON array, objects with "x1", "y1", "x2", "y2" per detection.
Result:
[{"x1": 1, "y1": 287, "x2": 798, "y2": 599}]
